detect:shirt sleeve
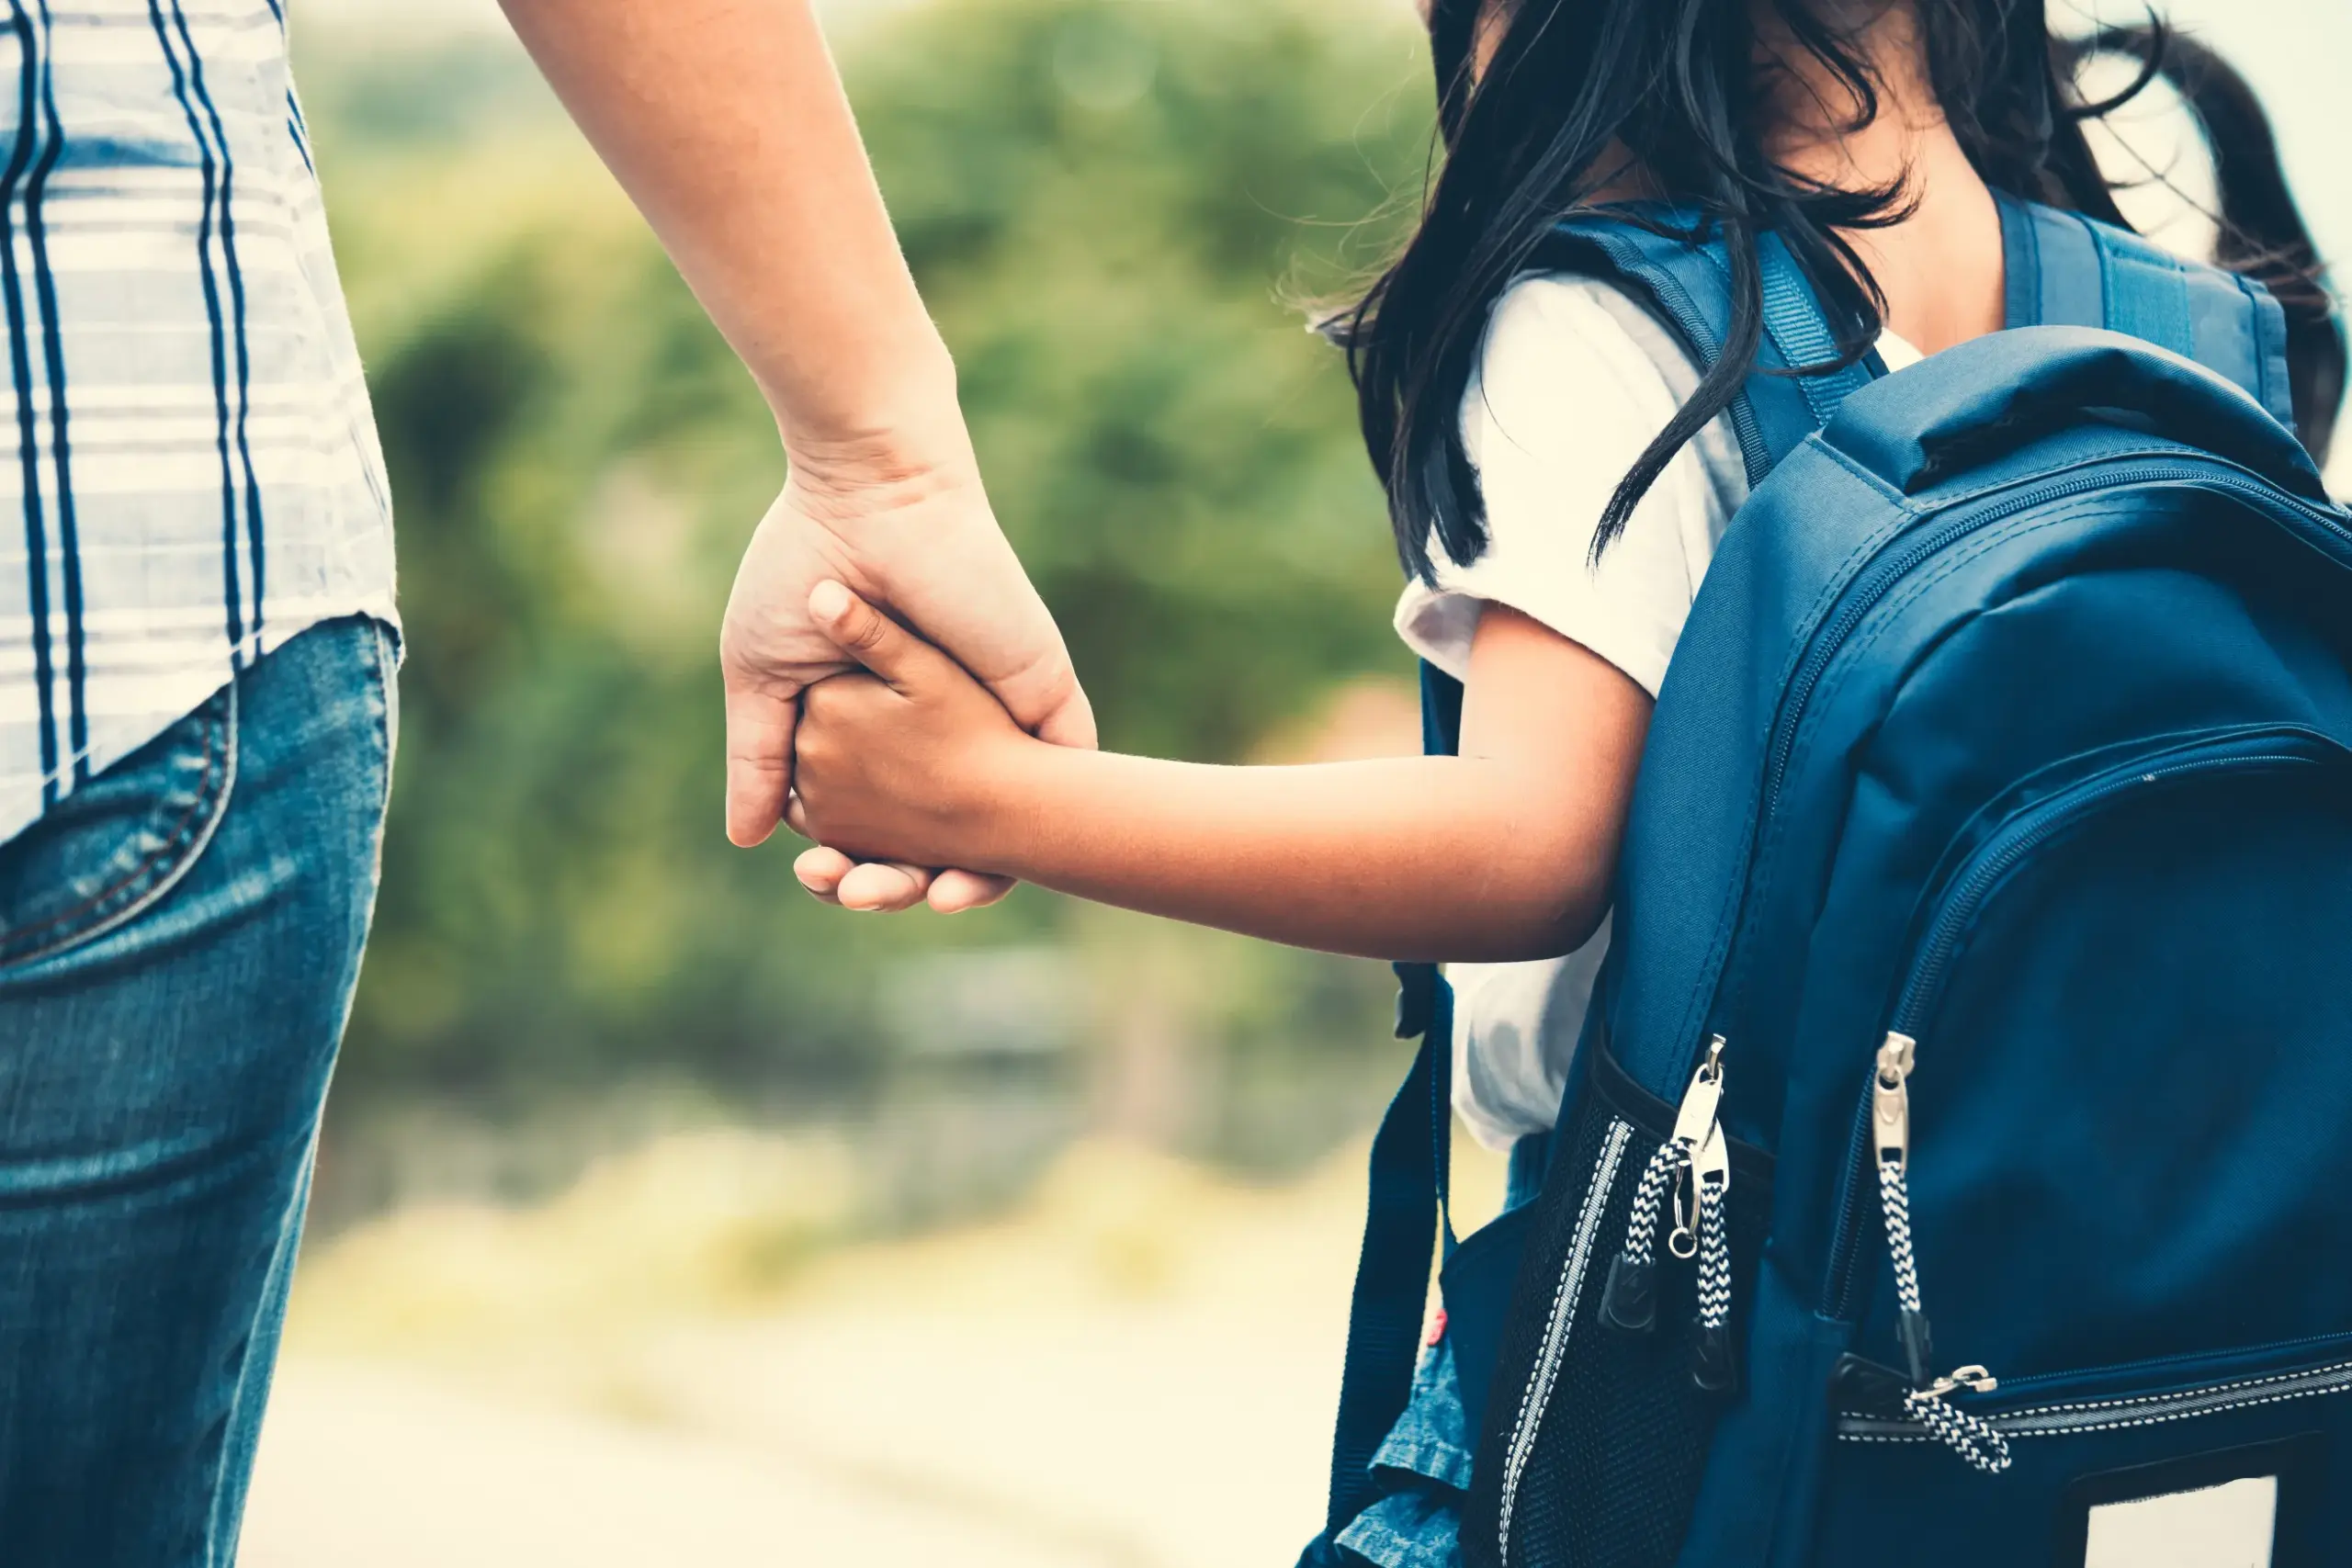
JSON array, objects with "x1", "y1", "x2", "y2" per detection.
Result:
[{"x1": 1393, "y1": 276, "x2": 1746, "y2": 699}]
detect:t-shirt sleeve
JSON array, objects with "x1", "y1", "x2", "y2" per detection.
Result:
[{"x1": 1393, "y1": 276, "x2": 1744, "y2": 699}]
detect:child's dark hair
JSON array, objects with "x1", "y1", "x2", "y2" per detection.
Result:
[{"x1": 1347, "y1": 2, "x2": 2344, "y2": 581}]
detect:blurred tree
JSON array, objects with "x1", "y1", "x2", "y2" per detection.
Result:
[
  {"x1": 305, "y1": 0, "x2": 1433, "y2": 1112},
  {"x1": 862, "y1": 0, "x2": 1431, "y2": 759}
]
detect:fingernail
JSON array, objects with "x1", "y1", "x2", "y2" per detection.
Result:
[{"x1": 809, "y1": 581, "x2": 851, "y2": 620}]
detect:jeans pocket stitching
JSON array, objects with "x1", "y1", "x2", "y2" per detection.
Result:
[
  {"x1": 363, "y1": 617, "x2": 397, "y2": 882},
  {"x1": 368, "y1": 617, "x2": 398, "y2": 786},
  {"x1": 0, "y1": 685, "x2": 241, "y2": 970}
]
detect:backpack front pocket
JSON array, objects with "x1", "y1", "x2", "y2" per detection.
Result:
[
  {"x1": 1804, "y1": 724, "x2": 2352, "y2": 1558},
  {"x1": 1819, "y1": 1333, "x2": 2349, "y2": 1564},
  {"x1": 1468, "y1": 1040, "x2": 1772, "y2": 1568}
]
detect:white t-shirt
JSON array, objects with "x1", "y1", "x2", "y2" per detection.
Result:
[{"x1": 1396, "y1": 274, "x2": 1921, "y2": 1151}]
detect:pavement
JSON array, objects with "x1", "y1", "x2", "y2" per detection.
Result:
[{"x1": 239, "y1": 1136, "x2": 1418, "y2": 1567}]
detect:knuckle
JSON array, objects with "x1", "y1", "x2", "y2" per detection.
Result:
[{"x1": 801, "y1": 678, "x2": 847, "y2": 722}]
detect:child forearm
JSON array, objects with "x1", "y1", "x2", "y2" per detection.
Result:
[
  {"x1": 967, "y1": 743, "x2": 1611, "y2": 962},
  {"x1": 788, "y1": 590, "x2": 1645, "y2": 956}
]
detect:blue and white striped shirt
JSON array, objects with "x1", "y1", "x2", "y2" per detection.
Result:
[{"x1": 0, "y1": 0, "x2": 395, "y2": 848}]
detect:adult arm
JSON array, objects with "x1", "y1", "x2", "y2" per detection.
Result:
[
  {"x1": 793, "y1": 587, "x2": 1650, "y2": 962},
  {"x1": 497, "y1": 0, "x2": 1092, "y2": 908}
]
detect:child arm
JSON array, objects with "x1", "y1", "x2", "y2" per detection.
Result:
[{"x1": 792, "y1": 583, "x2": 1651, "y2": 963}]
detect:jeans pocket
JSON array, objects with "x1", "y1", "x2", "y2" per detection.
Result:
[
  {"x1": 0, "y1": 681, "x2": 237, "y2": 971},
  {"x1": 1329, "y1": 1338, "x2": 1475, "y2": 1568}
]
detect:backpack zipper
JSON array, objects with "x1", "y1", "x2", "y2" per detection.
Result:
[
  {"x1": 1820, "y1": 729, "x2": 2342, "y2": 1322},
  {"x1": 1665, "y1": 460, "x2": 2342, "y2": 1161},
  {"x1": 1598, "y1": 1039, "x2": 1744, "y2": 1392},
  {"x1": 1690, "y1": 458, "x2": 2349, "y2": 1078},
  {"x1": 1837, "y1": 1353, "x2": 2352, "y2": 1443},
  {"x1": 1859, "y1": 1033, "x2": 2012, "y2": 1472},
  {"x1": 1600, "y1": 1039, "x2": 1726, "y2": 1331},
  {"x1": 1494, "y1": 1036, "x2": 1772, "y2": 1566},
  {"x1": 1815, "y1": 729, "x2": 2347, "y2": 1471},
  {"x1": 1653, "y1": 454, "x2": 2346, "y2": 1108},
  {"x1": 1758, "y1": 462, "x2": 2346, "y2": 825},
  {"x1": 1494, "y1": 1116, "x2": 1635, "y2": 1565}
]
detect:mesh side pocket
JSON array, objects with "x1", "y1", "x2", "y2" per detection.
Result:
[{"x1": 1463, "y1": 1067, "x2": 1773, "y2": 1568}]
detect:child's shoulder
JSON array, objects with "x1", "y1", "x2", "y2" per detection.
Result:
[
  {"x1": 1475, "y1": 269, "x2": 1710, "y2": 423},
  {"x1": 1467, "y1": 269, "x2": 1720, "y2": 473}
]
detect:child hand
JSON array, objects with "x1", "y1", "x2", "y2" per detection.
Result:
[{"x1": 791, "y1": 581, "x2": 1034, "y2": 881}]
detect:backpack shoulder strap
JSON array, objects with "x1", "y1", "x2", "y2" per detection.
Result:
[
  {"x1": 1534, "y1": 209, "x2": 1879, "y2": 485},
  {"x1": 1301, "y1": 661, "x2": 1461, "y2": 1563},
  {"x1": 1998, "y1": 194, "x2": 2297, "y2": 430},
  {"x1": 1541, "y1": 201, "x2": 2301, "y2": 469}
]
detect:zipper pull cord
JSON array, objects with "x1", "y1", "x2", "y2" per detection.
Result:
[
  {"x1": 1601, "y1": 1037, "x2": 1726, "y2": 1336},
  {"x1": 1879, "y1": 1158, "x2": 1927, "y2": 1348},
  {"x1": 1875, "y1": 1032, "x2": 2010, "y2": 1474},
  {"x1": 1690, "y1": 1122, "x2": 1737, "y2": 1392},
  {"x1": 1904, "y1": 1370, "x2": 2011, "y2": 1475},
  {"x1": 1881, "y1": 1161, "x2": 2010, "y2": 1472},
  {"x1": 1873, "y1": 1032, "x2": 1937, "y2": 1385},
  {"x1": 1600, "y1": 1139, "x2": 1687, "y2": 1333}
]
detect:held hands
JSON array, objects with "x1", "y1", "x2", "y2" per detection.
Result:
[
  {"x1": 720, "y1": 437, "x2": 1092, "y2": 911},
  {"x1": 789, "y1": 581, "x2": 1035, "y2": 890}
]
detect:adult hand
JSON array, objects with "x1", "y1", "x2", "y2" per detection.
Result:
[
  {"x1": 495, "y1": 0, "x2": 1091, "y2": 908},
  {"x1": 720, "y1": 420, "x2": 1094, "y2": 912}
]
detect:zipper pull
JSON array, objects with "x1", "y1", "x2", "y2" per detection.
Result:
[
  {"x1": 1869, "y1": 1030, "x2": 2005, "y2": 1475},
  {"x1": 1872, "y1": 1032, "x2": 1914, "y2": 1171},
  {"x1": 1671, "y1": 1035, "x2": 1729, "y2": 1147},
  {"x1": 1924, "y1": 1365, "x2": 1997, "y2": 1399},
  {"x1": 1665, "y1": 1036, "x2": 1729, "y2": 1260},
  {"x1": 1601, "y1": 1037, "x2": 1728, "y2": 1336},
  {"x1": 1689, "y1": 1120, "x2": 1737, "y2": 1393},
  {"x1": 1828, "y1": 1357, "x2": 2010, "y2": 1473},
  {"x1": 1905, "y1": 1366, "x2": 2011, "y2": 1475},
  {"x1": 1873, "y1": 1032, "x2": 1934, "y2": 1385}
]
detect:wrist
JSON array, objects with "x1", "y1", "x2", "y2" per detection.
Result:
[
  {"x1": 957, "y1": 730, "x2": 1060, "y2": 878},
  {"x1": 773, "y1": 343, "x2": 973, "y2": 500}
]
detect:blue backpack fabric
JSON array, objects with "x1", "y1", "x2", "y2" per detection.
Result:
[{"x1": 1305, "y1": 196, "x2": 2352, "y2": 1568}]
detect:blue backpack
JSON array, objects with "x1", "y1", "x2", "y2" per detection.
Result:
[{"x1": 1306, "y1": 197, "x2": 2352, "y2": 1567}]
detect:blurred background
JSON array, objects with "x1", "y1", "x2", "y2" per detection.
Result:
[{"x1": 241, "y1": 1, "x2": 2350, "y2": 1562}]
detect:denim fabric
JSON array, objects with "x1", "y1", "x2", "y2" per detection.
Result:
[
  {"x1": 0, "y1": 616, "x2": 395, "y2": 1566},
  {"x1": 1335, "y1": 1334, "x2": 1477, "y2": 1568},
  {"x1": 1332, "y1": 1132, "x2": 1554, "y2": 1568}
]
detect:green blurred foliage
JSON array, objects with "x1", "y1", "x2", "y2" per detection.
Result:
[
  {"x1": 303, "y1": 0, "x2": 1434, "y2": 1111},
  {"x1": 856, "y1": 0, "x2": 1432, "y2": 760}
]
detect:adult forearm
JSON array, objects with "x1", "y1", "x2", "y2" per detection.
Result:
[
  {"x1": 970, "y1": 748, "x2": 1609, "y2": 963},
  {"x1": 498, "y1": 0, "x2": 956, "y2": 457}
]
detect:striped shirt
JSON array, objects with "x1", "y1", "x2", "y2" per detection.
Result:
[{"x1": 0, "y1": 0, "x2": 395, "y2": 849}]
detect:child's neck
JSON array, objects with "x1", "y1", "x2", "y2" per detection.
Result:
[{"x1": 1759, "y1": 2, "x2": 2006, "y2": 353}]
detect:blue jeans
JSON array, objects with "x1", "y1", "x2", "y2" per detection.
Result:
[
  {"x1": 1333, "y1": 1133, "x2": 1554, "y2": 1568},
  {"x1": 0, "y1": 616, "x2": 395, "y2": 1565}
]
